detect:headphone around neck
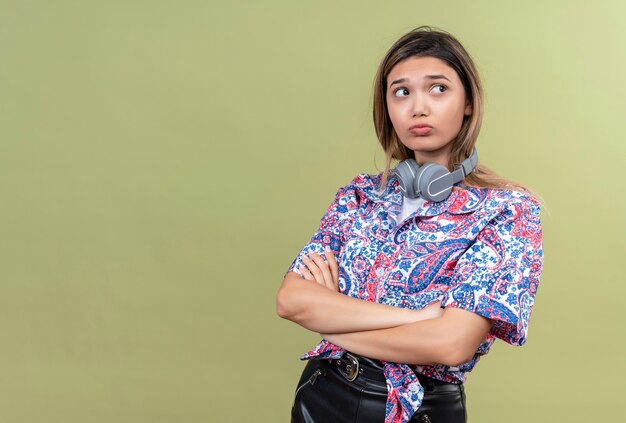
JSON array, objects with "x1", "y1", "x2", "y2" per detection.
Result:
[{"x1": 393, "y1": 148, "x2": 478, "y2": 202}]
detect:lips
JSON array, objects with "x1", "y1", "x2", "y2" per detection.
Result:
[{"x1": 409, "y1": 124, "x2": 433, "y2": 136}]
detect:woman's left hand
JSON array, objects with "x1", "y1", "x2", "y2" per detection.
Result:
[{"x1": 299, "y1": 246, "x2": 339, "y2": 292}]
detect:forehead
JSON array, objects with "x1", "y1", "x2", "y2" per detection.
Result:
[{"x1": 387, "y1": 56, "x2": 460, "y2": 83}]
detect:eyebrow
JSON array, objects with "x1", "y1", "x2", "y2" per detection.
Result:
[{"x1": 388, "y1": 74, "x2": 452, "y2": 88}]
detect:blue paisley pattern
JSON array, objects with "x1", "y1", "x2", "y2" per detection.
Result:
[{"x1": 287, "y1": 172, "x2": 544, "y2": 423}]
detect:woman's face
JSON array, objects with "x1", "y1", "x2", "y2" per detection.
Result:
[{"x1": 386, "y1": 56, "x2": 472, "y2": 165}]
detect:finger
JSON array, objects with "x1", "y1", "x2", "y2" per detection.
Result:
[
  {"x1": 324, "y1": 246, "x2": 339, "y2": 290},
  {"x1": 308, "y1": 250, "x2": 334, "y2": 290},
  {"x1": 299, "y1": 265, "x2": 315, "y2": 281},
  {"x1": 302, "y1": 255, "x2": 324, "y2": 285},
  {"x1": 422, "y1": 301, "x2": 444, "y2": 319}
]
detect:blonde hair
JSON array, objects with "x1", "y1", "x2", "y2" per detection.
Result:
[{"x1": 373, "y1": 26, "x2": 535, "y2": 196}]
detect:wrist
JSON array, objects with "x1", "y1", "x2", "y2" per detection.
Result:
[{"x1": 409, "y1": 306, "x2": 438, "y2": 322}]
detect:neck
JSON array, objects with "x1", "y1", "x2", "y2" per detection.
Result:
[{"x1": 412, "y1": 146, "x2": 451, "y2": 168}]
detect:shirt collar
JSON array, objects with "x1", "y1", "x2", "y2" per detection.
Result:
[{"x1": 358, "y1": 173, "x2": 488, "y2": 217}]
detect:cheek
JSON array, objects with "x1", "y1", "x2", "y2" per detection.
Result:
[
  {"x1": 439, "y1": 104, "x2": 465, "y2": 132},
  {"x1": 388, "y1": 109, "x2": 399, "y2": 127},
  {"x1": 386, "y1": 102, "x2": 404, "y2": 127}
]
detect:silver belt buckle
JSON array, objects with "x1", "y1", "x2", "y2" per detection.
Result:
[{"x1": 340, "y1": 352, "x2": 360, "y2": 382}]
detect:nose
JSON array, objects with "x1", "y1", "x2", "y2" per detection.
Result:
[{"x1": 411, "y1": 94, "x2": 429, "y2": 117}]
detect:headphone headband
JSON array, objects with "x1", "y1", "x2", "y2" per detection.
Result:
[{"x1": 451, "y1": 148, "x2": 478, "y2": 184}]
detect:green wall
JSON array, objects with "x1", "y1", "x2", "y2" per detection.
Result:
[{"x1": 1, "y1": 1, "x2": 625, "y2": 421}]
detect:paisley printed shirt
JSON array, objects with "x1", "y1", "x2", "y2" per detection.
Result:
[{"x1": 287, "y1": 172, "x2": 544, "y2": 423}]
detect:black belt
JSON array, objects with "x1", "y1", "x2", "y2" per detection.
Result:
[{"x1": 327, "y1": 352, "x2": 461, "y2": 393}]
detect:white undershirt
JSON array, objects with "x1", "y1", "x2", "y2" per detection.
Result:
[{"x1": 399, "y1": 196, "x2": 426, "y2": 222}]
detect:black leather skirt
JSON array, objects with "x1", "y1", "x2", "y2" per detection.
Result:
[{"x1": 291, "y1": 353, "x2": 466, "y2": 423}]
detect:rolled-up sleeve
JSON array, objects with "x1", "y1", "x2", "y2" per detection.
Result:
[
  {"x1": 286, "y1": 176, "x2": 362, "y2": 276},
  {"x1": 440, "y1": 196, "x2": 544, "y2": 346}
]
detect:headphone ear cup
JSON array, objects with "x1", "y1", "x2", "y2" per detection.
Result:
[
  {"x1": 416, "y1": 164, "x2": 454, "y2": 202},
  {"x1": 393, "y1": 159, "x2": 421, "y2": 199}
]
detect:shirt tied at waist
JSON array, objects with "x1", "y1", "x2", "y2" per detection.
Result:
[{"x1": 301, "y1": 339, "x2": 425, "y2": 423}]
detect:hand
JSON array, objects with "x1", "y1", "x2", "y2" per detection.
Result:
[
  {"x1": 412, "y1": 301, "x2": 444, "y2": 321},
  {"x1": 299, "y1": 246, "x2": 339, "y2": 292}
]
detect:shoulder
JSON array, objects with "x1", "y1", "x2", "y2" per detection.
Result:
[
  {"x1": 342, "y1": 172, "x2": 382, "y2": 191},
  {"x1": 333, "y1": 172, "x2": 384, "y2": 202},
  {"x1": 465, "y1": 187, "x2": 543, "y2": 246},
  {"x1": 488, "y1": 188, "x2": 541, "y2": 224},
  {"x1": 457, "y1": 184, "x2": 541, "y2": 219}
]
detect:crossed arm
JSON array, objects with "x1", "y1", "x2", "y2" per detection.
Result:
[{"x1": 276, "y1": 249, "x2": 493, "y2": 367}]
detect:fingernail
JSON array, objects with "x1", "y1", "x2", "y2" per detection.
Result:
[{"x1": 324, "y1": 245, "x2": 331, "y2": 252}]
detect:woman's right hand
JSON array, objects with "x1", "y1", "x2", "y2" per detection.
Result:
[
  {"x1": 299, "y1": 246, "x2": 340, "y2": 292},
  {"x1": 413, "y1": 301, "x2": 444, "y2": 321}
]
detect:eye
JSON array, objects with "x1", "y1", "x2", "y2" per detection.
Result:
[
  {"x1": 431, "y1": 84, "x2": 447, "y2": 94},
  {"x1": 393, "y1": 87, "x2": 410, "y2": 97}
]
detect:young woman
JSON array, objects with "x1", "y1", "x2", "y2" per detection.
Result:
[{"x1": 276, "y1": 26, "x2": 544, "y2": 423}]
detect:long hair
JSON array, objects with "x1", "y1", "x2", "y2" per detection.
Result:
[{"x1": 373, "y1": 26, "x2": 532, "y2": 195}]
